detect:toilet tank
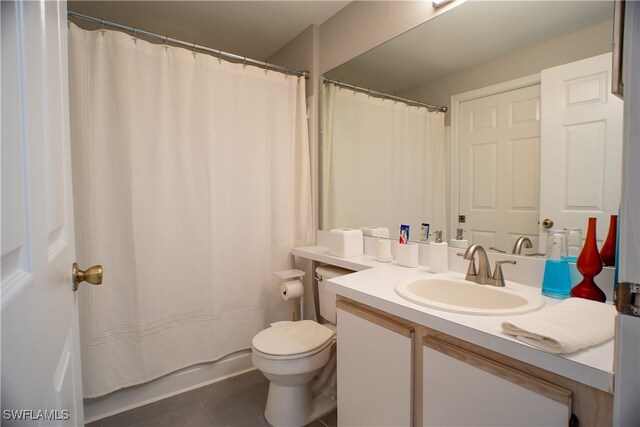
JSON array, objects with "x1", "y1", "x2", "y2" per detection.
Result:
[{"x1": 315, "y1": 265, "x2": 353, "y2": 324}]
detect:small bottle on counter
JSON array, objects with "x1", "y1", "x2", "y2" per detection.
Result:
[
  {"x1": 419, "y1": 223, "x2": 430, "y2": 242},
  {"x1": 430, "y1": 230, "x2": 449, "y2": 274}
]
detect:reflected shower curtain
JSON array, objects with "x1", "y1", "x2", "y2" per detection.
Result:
[
  {"x1": 322, "y1": 83, "x2": 446, "y2": 238},
  {"x1": 68, "y1": 24, "x2": 312, "y2": 397}
]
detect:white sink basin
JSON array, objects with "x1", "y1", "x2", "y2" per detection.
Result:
[{"x1": 395, "y1": 275, "x2": 544, "y2": 315}]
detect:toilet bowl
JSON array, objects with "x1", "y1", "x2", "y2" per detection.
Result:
[
  {"x1": 252, "y1": 321, "x2": 335, "y2": 426},
  {"x1": 252, "y1": 265, "x2": 351, "y2": 427}
]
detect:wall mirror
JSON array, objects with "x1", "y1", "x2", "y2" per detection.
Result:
[{"x1": 321, "y1": 0, "x2": 622, "y2": 255}]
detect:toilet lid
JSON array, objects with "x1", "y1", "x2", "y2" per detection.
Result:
[{"x1": 252, "y1": 320, "x2": 334, "y2": 356}]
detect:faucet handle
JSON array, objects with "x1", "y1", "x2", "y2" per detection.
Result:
[
  {"x1": 492, "y1": 260, "x2": 516, "y2": 287},
  {"x1": 489, "y1": 246, "x2": 506, "y2": 253}
]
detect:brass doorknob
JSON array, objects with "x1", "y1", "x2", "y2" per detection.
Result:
[
  {"x1": 541, "y1": 218, "x2": 554, "y2": 229},
  {"x1": 72, "y1": 262, "x2": 103, "y2": 291}
]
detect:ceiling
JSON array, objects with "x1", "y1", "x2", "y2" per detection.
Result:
[
  {"x1": 326, "y1": 0, "x2": 614, "y2": 94},
  {"x1": 68, "y1": 1, "x2": 350, "y2": 61}
]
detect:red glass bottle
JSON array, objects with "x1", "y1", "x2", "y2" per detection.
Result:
[
  {"x1": 600, "y1": 215, "x2": 618, "y2": 267},
  {"x1": 571, "y1": 217, "x2": 606, "y2": 302}
]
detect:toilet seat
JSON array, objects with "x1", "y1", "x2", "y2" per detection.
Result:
[{"x1": 252, "y1": 320, "x2": 334, "y2": 359}]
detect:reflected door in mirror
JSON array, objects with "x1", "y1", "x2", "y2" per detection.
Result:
[
  {"x1": 540, "y1": 53, "x2": 623, "y2": 248},
  {"x1": 459, "y1": 85, "x2": 541, "y2": 252}
]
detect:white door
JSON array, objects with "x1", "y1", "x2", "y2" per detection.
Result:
[
  {"x1": 614, "y1": 2, "x2": 640, "y2": 424},
  {"x1": 539, "y1": 53, "x2": 623, "y2": 250},
  {"x1": 2, "y1": 1, "x2": 87, "y2": 425},
  {"x1": 459, "y1": 85, "x2": 541, "y2": 253}
]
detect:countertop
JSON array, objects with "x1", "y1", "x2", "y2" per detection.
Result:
[{"x1": 292, "y1": 245, "x2": 615, "y2": 393}]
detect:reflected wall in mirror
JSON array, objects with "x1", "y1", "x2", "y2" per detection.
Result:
[{"x1": 322, "y1": 0, "x2": 622, "y2": 254}]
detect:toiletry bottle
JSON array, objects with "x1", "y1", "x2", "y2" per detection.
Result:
[
  {"x1": 541, "y1": 230, "x2": 571, "y2": 299},
  {"x1": 430, "y1": 231, "x2": 449, "y2": 274},
  {"x1": 419, "y1": 223, "x2": 430, "y2": 242},
  {"x1": 450, "y1": 228, "x2": 468, "y2": 249}
]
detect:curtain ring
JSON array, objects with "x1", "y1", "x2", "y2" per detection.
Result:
[
  {"x1": 218, "y1": 50, "x2": 223, "y2": 63},
  {"x1": 242, "y1": 57, "x2": 247, "y2": 68},
  {"x1": 100, "y1": 18, "x2": 105, "y2": 30}
]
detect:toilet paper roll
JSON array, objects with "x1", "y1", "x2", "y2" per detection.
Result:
[{"x1": 280, "y1": 280, "x2": 304, "y2": 301}]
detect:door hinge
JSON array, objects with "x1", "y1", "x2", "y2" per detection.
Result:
[{"x1": 615, "y1": 282, "x2": 640, "y2": 318}]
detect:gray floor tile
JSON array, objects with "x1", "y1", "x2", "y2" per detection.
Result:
[
  {"x1": 127, "y1": 402, "x2": 212, "y2": 427},
  {"x1": 90, "y1": 370, "x2": 334, "y2": 427},
  {"x1": 101, "y1": 388, "x2": 202, "y2": 427},
  {"x1": 198, "y1": 370, "x2": 269, "y2": 426}
]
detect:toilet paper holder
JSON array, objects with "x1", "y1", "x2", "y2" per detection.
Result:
[
  {"x1": 274, "y1": 269, "x2": 305, "y2": 281},
  {"x1": 274, "y1": 269, "x2": 305, "y2": 320}
]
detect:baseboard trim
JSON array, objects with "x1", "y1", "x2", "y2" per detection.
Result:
[{"x1": 83, "y1": 349, "x2": 254, "y2": 424}]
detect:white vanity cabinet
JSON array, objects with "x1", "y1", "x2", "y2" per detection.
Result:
[
  {"x1": 335, "y1": 297, "x2": 613, "y2": 427},
  {"x1": 336, "y1": 300, "x2": 414, "y2": 426},
  {"x1": 422, "y1": 335, "x2": 572, "y2": 426}
]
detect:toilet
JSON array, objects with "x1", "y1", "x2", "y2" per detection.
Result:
[{"x1": 252, "y1": 265, "x2": 351, "y2": 426}]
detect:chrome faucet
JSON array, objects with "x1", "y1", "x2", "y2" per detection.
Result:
[
  {"x1": 463, "y1": 244, "x2": 492, "y2": 285},
  {"x1": 512, "y1": 236, "x2": 533, "y2": 255},
  {"x1": 461, "y1": 244, "x2": 517, "y2": 287}
]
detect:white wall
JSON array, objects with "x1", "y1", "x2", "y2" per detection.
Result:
[{"x1": 267, "y1": 26, "x2": 321, "y2": 321}]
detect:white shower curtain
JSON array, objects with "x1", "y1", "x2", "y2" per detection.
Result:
[
  {"x1": 322, "y1": 83, "x2": 446, "y2": 239},
  {"x1": 68, "y1": 24, "x2": 312, "y2": 398}
]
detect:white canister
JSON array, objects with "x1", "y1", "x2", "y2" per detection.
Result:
[
  {"x1": 329, "y1": 228, "x2": 364, "y2": 258},
  {"x1": 396, "y1": 243, "x2": 419, "y2": 268}
]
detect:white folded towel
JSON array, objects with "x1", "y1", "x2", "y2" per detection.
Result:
[{"x1": 501, "y1": 298, "x2": 617, "y2": 354}]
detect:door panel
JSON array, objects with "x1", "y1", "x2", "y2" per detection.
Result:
[
  {"x1": 459, "y1": 84, "x2": 541, "y2": 252},
  {"x1": 540, "y1": 53, "x2": 623, "y2": 249},
  {"x1": 1, "y1": 1, "x2": 84, "y2": 425}
]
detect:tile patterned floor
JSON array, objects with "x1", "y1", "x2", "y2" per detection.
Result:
[{"x1": 86, "y1": 369, "x2": 337, "y2": 427}]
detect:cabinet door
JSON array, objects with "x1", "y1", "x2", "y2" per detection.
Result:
[
  {"x1": 337, "y1": 305, "x2": 413, "y2": 427},
  {"x1": 423, "y1": 337, "x2": 572, "y2": 427}
]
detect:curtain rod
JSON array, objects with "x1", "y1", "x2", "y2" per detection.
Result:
[
  {"x1": 323, "y1": 77, "x2": 447, "y2": 113},
  {"x1": 67, "y1": 11, "x2": 310, "y2": 79}
]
